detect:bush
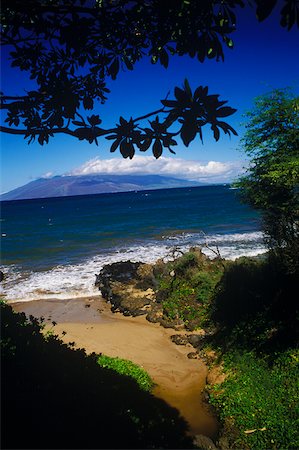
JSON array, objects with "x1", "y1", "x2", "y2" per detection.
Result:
[
  {"x1": 97, "y1": 355, "x2": 154, "y2": 392},
  {"x1": 209, "y1": 349, "x2": 299, "y2": 449},
  {"x1": 155, "y1": 249, "x2": 224, "y2": 329},
  {"x1": 209, "y1": 257, "x2": 298, "y2": 351}
]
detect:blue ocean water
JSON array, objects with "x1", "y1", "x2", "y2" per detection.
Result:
[{"x1": 0, "y1": 185, "x2": 266, "y2": 302}]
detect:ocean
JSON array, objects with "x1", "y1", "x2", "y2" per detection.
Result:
[{"x1": 0, "y1": 185, "x2": 266, "y2": 302}]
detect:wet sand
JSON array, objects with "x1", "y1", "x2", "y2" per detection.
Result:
[{"x1": 12, "y1": 295, "x2": 218, "y2": 438}]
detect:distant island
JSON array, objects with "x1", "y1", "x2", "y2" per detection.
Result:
[{"x1": 0, "y1": 174, "x2": 205, "y2": 201}]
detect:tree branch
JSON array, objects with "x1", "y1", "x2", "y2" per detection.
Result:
[
  {"x1": 133, "y1": 107, "x2": 169, "y2": 123},
  {"x1": 0, "y1": 125, "x2": 76, "y2": 137}
]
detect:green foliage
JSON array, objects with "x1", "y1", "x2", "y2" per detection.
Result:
[
  {"x1": 157, "y1": 249, "x2": 224, "y2": 329},
  {"x1": 235, "y1": 88, "x2": 299, "y2": 273},
  {"x1": 97, "y1": 354, "x2": 154, "y2": 392},
  {"x1": 209, "y1": 257, "x2": 298, "y2": 351},
  {"x1": 209, "y1": 349, "x2": 299, "y2": 449},
  {"x1": 1, "y1": 302, "x2": 193, "y2": 449}
]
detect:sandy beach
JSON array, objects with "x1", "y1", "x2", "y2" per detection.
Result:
[{"x1": 12, "y1": 295, "x2": 218, "y2": 438}]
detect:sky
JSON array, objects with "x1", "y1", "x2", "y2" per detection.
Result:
[{"x1": 1, "y1": 3, "x2": 299, "y2": 193}]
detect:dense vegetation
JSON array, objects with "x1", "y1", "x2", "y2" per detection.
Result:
[
  {"x1": 209, "y1": 349, "x2": 299, "y2": 449},
  {"x1": 154, "y1": 248, "x2": 225, "y2": 330},
  {"x1": 155, "y1": 248, "x2": 299, "y2": 449},
  {"x1": 235, "y1": 88, "x2": 299, "y2": 274},
  {"x1": 202, "y1": 87, "x2": 299, "y2": 449},
  {"x1": 0, "y1": 301, "x2": 193, "y2": 449}
]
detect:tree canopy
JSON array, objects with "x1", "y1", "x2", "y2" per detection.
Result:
[
  {"x1": 1, "y1": 0, "x2": 298, "y2": 158},
  {"x1": 235, "y1": 88, "x2": 299, "y2": 272}
]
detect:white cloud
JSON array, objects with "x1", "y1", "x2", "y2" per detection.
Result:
[
  {"x1": 67, "y1": 156, "x2": 245, "y2": 183},
  {"x1": 41, "y1": 171, "x2": 54, "y2": 179}
]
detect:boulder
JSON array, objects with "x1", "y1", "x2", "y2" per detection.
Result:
[
  {"x1": 170, "y1": 334, "x2": 189, "y2": 346},
  {"x1": 95, "y1": 261, "x2": 159, "y2": 318}
]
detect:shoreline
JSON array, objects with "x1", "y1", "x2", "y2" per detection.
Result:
[{"x1": 11, "y1": 295, "x2": 219, "y2": 439}]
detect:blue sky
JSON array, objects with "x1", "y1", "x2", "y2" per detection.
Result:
[{"x1": 1, "y1": 4, "x2": 298, "y2": 193}]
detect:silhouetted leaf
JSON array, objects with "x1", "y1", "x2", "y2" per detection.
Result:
[
  {"x1": 160, "y1": 99, "x2": 178, "y2": 108},
  {"x1": 110, "y1": 138, "x2": 120, "y2": 152},
  {"x1": 123, "y1": 56, "x2": 133, "y2": 70},
  {"x1": 180, "y1": 121, "x2": 197, "y2": 146},
  {"x1": 138, "y1": 138, "x2": 152, "y2": 151},
  {"x1": 152, "y1": 138, "x2": 163, "y2": 158},
  {"x1": 211, "y1": 124, "x2": 220, "y2": 141},
  {"x1": 256, "y1": 0, "x2": 277, "y2": 22},
  {"x1": 174, "y1": 87, "x2": 189, "y2": 103},
  {"x1": 109, "y1": 57, "x2": 120, "y2": 80},
  {"x1": 119, "y1": 116, "x2": 127, "y2": 127},
  {"x1": 217, "y1": 121, "x2": 238, "y2": 136},
  {"x1": 216, "y1": 106, "x2": 237, "y2": 117},
  {"x1": 194, "y1": 86, "x2": 208, "y2": 100},
  {"x1": 120, "y1": 140, "x2": 135, "y2": 159},
  {"x1": 184, "y1": 79, "x2": 192, "y2": 99},
  {"x1": 159, "y1": 48, "x2": 169, "y2": 68},
  {"x1": 83, "y1": 97, "x2": 93, "y2": 110},
  {"x1": 87, "y1": 115, "x2": 102, "y2": 126},
  {"x1": 73, "y1": 127, "x2": 90, "y2": 140}
]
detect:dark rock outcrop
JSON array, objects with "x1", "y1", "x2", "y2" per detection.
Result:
[{"x1": 95, "y1": 261, "x2": 182, "y2": 329}]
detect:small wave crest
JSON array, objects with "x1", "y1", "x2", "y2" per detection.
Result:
[{"x1": 1, "y1": 231, "x2": 266, "y2": 303}]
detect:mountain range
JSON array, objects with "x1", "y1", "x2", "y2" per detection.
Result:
[{"x1": 0, "y1": 174, "x2": 204, "y2": 201}]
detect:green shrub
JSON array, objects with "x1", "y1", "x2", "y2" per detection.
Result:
[
  {"x1": 209, "y1": 257, "x2": 298, "y2": 351},
  {"x1": 156, "y1": 250, "x2": 224, "y2": 329},
  {"x1": 97, "y1": 354, "x2": 154, "y2": 392},
  {"x1": 209, "y1": 349, "x2": 299, "y2": 449}
]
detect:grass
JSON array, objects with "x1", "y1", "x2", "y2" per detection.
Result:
[
  {"x1": 97, "y1": 354, "x2": 154, "y2": 392},
  {"x1": 208, "y1": 349, "x2": 299, "y2": 449}
]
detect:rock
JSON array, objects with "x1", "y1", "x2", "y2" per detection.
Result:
[
  {"x1": 159, "y1": 317, "x2": 184, "y2": 330},
  {"x1": 193, "y1": 434, "x2": 217, "y2": 450},
  {"x1": 95, "y1": 261, "x2": 159, "y2": 318},
  {"x1": 188, "y1": 334, "x2": 205, "y2": 348},
  {"x1": 146, "y1": 304, "x2": 163, "y2": 323},
  {"x1": 136, "y1": 263, "x2": 158, "y2": 290},
  {"x1": 0, "y1": 271, "x2": 4, "y2": 282},
  {"x1": 185, "y1": 319, "x2": 201, "y2": 331},
  {"x1": 170, "y1": 334, "x2": 189, "y2": 346},
  {"x1": 187, "y1": 352, "x2": 200, "y2": 359}
]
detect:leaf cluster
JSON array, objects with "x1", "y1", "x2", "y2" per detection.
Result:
[
  {"x1": 1, "y1": 0, "x2": 297, "y2": 151},
  {"x1": 235, "y1": 88, "x2": 299, "y2": 272}
]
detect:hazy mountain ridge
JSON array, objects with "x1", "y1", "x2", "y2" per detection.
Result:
[{"x1": 1, "y1": 174, "x2": 204, "y2": 201}]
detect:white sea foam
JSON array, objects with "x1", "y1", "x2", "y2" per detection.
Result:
[{"x1": 1, "y1": 231, "x2": 267, "y2": 303}]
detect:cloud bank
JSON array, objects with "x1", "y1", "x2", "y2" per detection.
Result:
[{"x1": 67, "y1": 156, "x2": 244, "y2": 183}]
